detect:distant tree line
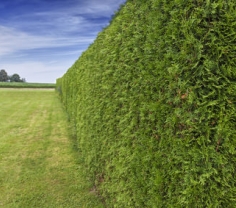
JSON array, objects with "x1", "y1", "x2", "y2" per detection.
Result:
[{"x1": 0, "y1": 69, "x2": 26, "y2": 82}]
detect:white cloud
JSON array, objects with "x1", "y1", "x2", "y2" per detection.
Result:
[
  {"x1": 0, "y1": 25, "x2": 94, "y2": 56},
  {"x1": 81, "y1": 0, "x2": 126, "y2": 15},
  {"x1": 0, "y1": 0, "x2": 127, "y2": 83},
  {"x1": 0, "y1": 0, "x2": 126, "y2": 57}
]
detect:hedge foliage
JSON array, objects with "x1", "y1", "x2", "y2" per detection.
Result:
[{"x1": 56, "y1": 0, "x2": 236, "y2": 207}]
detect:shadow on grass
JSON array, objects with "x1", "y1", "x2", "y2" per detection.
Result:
[{"x1": 66, "y1": 116, "x2": 106, "y2": 208}]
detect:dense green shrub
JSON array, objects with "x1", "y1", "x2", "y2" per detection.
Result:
[{"x1": 57, "y1": 0, "x2": 236, "y2": 207}]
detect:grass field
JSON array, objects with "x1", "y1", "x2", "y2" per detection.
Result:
[
  {"x1": 0, "y1": 82, "x2": 56, "y2": 88},
  {"x1": 0, "y1": 89, "x2": 104, "y2": 208}
]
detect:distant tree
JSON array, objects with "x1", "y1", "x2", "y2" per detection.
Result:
[
  {"x1": 9, "y1": 74, "x2": 22, "y2": 82},
  {"x1": 0, "y1": 69, "x2": 8, "y2": 82}
]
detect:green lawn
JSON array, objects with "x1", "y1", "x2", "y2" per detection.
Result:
[
  {"x1": 0, "y1": 82, "x2": 56, "y2": 88},
  {"x1": 0, "y1": 89, "x2": 104, "y2": 208}
]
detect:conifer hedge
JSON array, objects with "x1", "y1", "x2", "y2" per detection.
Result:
[{"x1": 57, "y1": 0, "x2": 236, "y2": 207}]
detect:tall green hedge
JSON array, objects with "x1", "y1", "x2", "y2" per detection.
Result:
[{"x1": 57, "y1": 0, "x2": 236, "y2": 207}]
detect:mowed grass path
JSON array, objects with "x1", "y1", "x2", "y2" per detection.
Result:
[{"x1": 0, "y1": 89, "x2": 103, "y2": 208}]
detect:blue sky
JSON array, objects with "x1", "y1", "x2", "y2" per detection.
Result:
[{"x1": 0, "y1": 0, "x2": 126, "y2": 83}]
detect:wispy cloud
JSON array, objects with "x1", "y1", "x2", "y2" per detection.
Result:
[
  {"x1": 0, "y1": 25, "x2": 94, "y2": 56},
  {"x1": 0, "y1": 0, "x2": 126, "y2": 82}
]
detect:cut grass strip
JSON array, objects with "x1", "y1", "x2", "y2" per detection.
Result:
[
  {"x1": 0, "y1": 82, "x2": 55, "y2": 88},
  {"x1": 0, "y1": 89, "x2": 104, "y2": 208}
]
